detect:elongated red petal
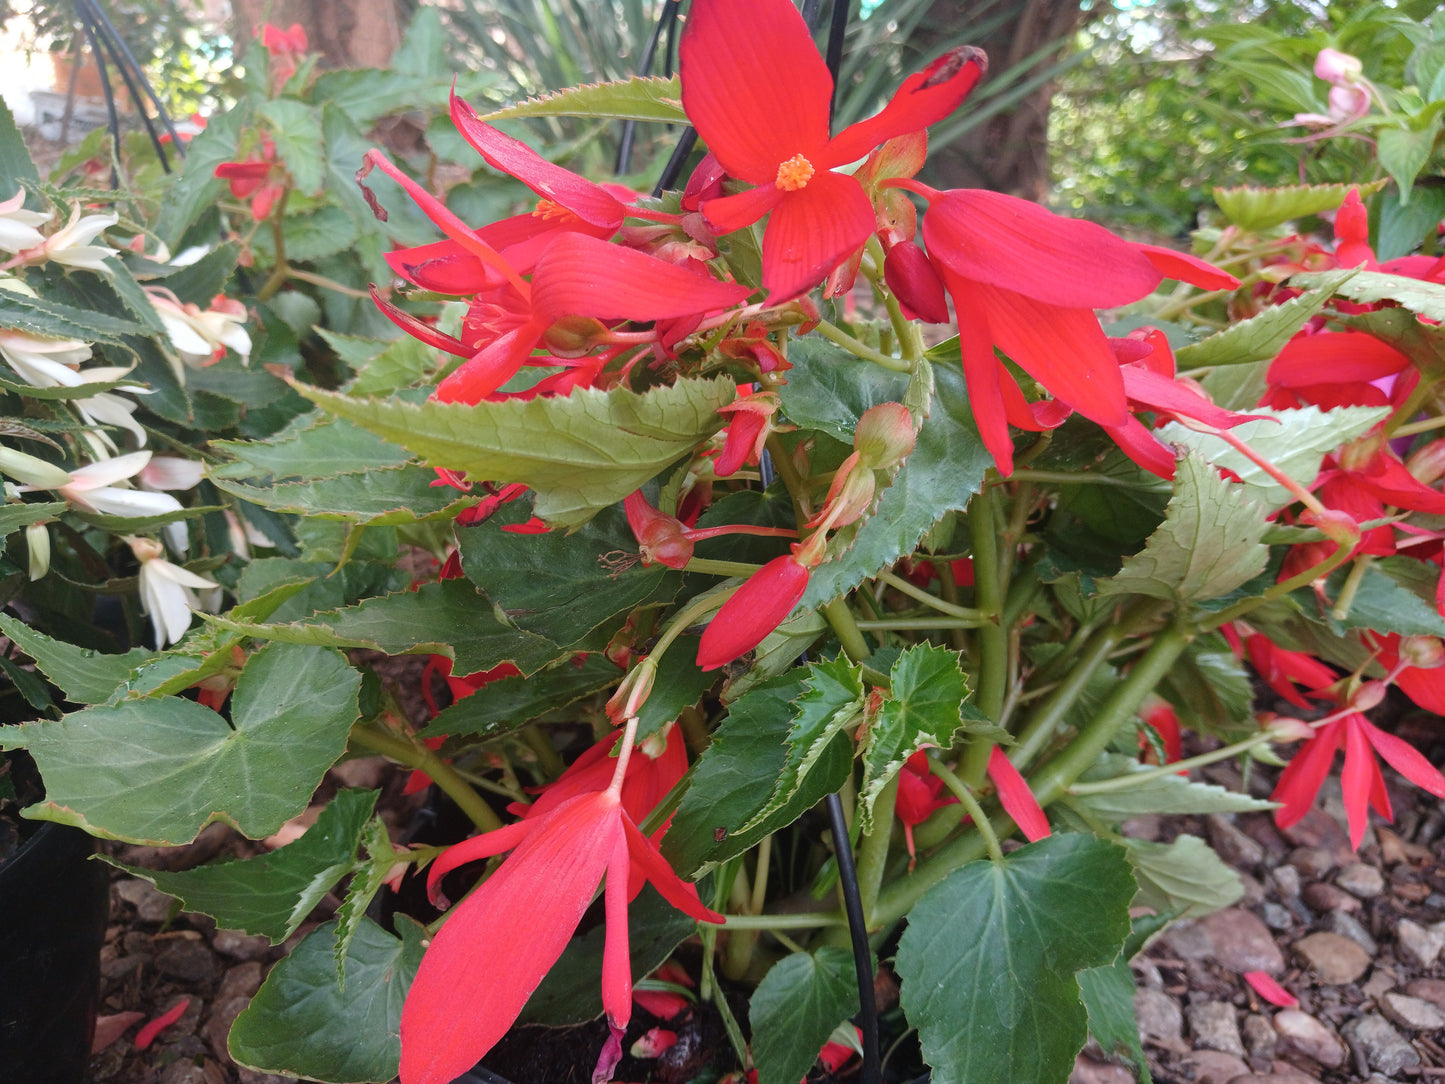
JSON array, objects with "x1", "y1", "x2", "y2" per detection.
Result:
[
  {"x1": 923, "y1": 189, "x2": 1162, "y2": 308},
  {"x1": 968, "y1": 280, "x2": 1128, "y2": 427},
  {"x1": 1101, "y1": 416, "x2": 1179, "y2": 479},
  {"x1": 622, "y1": 817, "x2": 724, "y2": 923},
  {"x1": 885, "y1": 243, "x2": 950, "y2": 324},
  {"x1": 1341, "y1": 715, "x2": 1386, "y2": 849},
  {"x1": 1121, "y1": 365, "x2": 1269, "y2": 431},
  {"x1": 988, "y1": 747, "x2": 1049, "y2": 842},
  {"x1": 451, "y1": 94, "x2": 625, "y2": 230},
  {"x1": 1244, "y1": 971, "x2": 1297, "y2": 1008},
  {"x1": 133, "y1": 999, "x2": 189, "y2": 1051},
  {"x1": 950, "y1": 287, "x2": 1015, "y2": 473},
  {"x1": 1271, "y1": 720, "x2": 1343, "y2": 829},
  {"x1": 823, "y1": 46, "x2": 987, "y2": 167},
  {"x1": 697, "y1": 555, "x2": 810, "y2": 671},
  {"x1": 1359, "y1": 716, "x2": 1445, "y2": 799},
  {"x1": 425, "y1": 818, "x2": 533, "y2": 906},
  {"x1": 1269, "y1": 331, "x2": 1412, "y2": 387},
  {"x1": 434, "y1": 325, "x2": 541, "y2": 404},
  {"x1": 679, "y1": 0, "x2": 832, "y2": 181},
  {"x1": 1134, "y1": 243, "x2": 1239, "y2": 292},
  {"x1": 603, "y1": 829, "x2": 635, "y2": 1027},
  {"x1": 702, "y1": 182, "x2": 784, "y2": 236},
  {"x1": 531, "y1": 233, "x2": 752, "y2": 322},
  {"x1": 370, "y1": 286, "x2": 473, "y2": 358},
  {"x1": 400, "y1": 793, "x2": 623, "y2": 1084},
  {"x1": 386, "y1": 239, "x2": 502, "y2": 295}
]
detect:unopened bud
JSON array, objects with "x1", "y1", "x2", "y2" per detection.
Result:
[
  {"x1": 1336, "y1": 431, "x2": 1381, "y2": 473},
  {"x1": 1350, "y1": 680, "x2": 1386, "y2": 711},
  {"x1": 25, "y1": 522, "x2": 49, "y2": 580},
  {"x1": 1314, "y1": 48, "x2": 1362, "y2": 85},
  {"x1": 0, "y1": 447, "x2": 73, "y2": 489},
  {"x1": 808, "y1": 452, "x2": 876, "y2": 530},
  {"x1": 606, "y1": 656, "x2": 657, "y2": 724},
  {"x1": 1264, "y1": 714, "x2": 1316, "y2": 743},
  {"x1": 1399, "y1": 635, "x2": 1445, "y2": 669},
  {"x1": 854, "y1": 402, "x2": 916, "y2": 468},
  {"x1": 541, "y1": 315, "x2": 608, "y2": 358},
  {"x1": 883, "y1": 242, "x2": 949, "y2": 324}
]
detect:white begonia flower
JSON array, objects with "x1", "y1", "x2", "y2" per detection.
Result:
[
  {"x1": 148, "y1": 288, "x2": 251, "y2": 371},
  {"x1": 19, "y1": 205, "x2": 120, "y2": 273},
  {"x1": 0, "y1": 329, "x2": 94, "y2": 384},
  {"x1": 12, "y1": 450, "x2": 183, "y2": 517},
  {"x1": 26, "y1": 522, "x2": 50, "y2": 581},
  {"x1": 0, "y1": 191, "x2": 52, "y2": 255},
  {"x1": 127, "y1": 535, "x2": 218, "y2": 646}
]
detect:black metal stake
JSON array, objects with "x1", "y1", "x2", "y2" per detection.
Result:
[{"x1": 825, "y1": 791, "x2": 882, "y2": 1084}]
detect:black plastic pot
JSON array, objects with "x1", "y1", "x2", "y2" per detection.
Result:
[{"x1": 0, "y1": 819, "x2": 110, "y2": 1083}]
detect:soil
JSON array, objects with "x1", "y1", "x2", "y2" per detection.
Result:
[{"x1": 86, "y1": 751, "x2": 1445, "y2": 1084}]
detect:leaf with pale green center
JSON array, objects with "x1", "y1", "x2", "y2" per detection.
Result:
[
  {"x1": 1378, "y1": 115, "x2": 1442, "y2": 204},
  {"x1": 334, "y1": 817, "x2": 402, "y2": 981},
  {"x1": 735, "y1": 657, "x2": 864, "y2": 836},
  {"x1": 299, "y1": 377, "x2": 733, "y2": 528},
  {"x1": 1314, "y1": 560, "x2": 1445, "y2": 637},
  {"x1": 0, "y1": 501, "x2": 65, "y2": 537},
  {"x1": 478, "y1": 75, "x2": 686, "y2": 124},
  {"x1": 228, "y1": 916, "x2": 425, "y2": 1083},
  {"x1": 210, "y1": 414, "x2": 412, "y2": 481},
  {"x1": 456, "y1": 499, "x2": 676, "y2": 646},
  {"x1": 0, "y1": 614, "x2": 156, "y2": 705},
  {"x1": 0, "y1": 373, "x2": 144, "y2": 400},
  {"x1": 1292, "y1": 269, "x2": 1445, "y2": 322},
  {"x1": 213, "y1": 465, "x2": 474, "y2": 525},
  {"x1": 1073, "y1": 754, "x2": 1276, "y2": 822},
  {"x1": 107, "y1": 789, "x2": 376, "y2": 943},
  {"x1": 665, "y1": 669, "x2": 853, "y2": 877},
  {"x1": 1100, "y1": 453, "x2": 1270, "y2": 604},
  {"x1": 751, "y1": 948, "x2": 861, "y2": 1084},
  {"x1": 207, "y1": 580, "x2": 563, "y2": 677},
  {"x1": 779, "y1": 346, "x2": 990, "y2": 608},
  {"x1": 1157, "y1": 406, "x2": 1387, "y2": 511},
  {"x1": 258, "y1": 98, "x2": 325, "y2": 196},
  {"x1": 0, "y1": 643, "x2": 360, "y2": 845},
  {"x1": 1211, "y1": 182, "x2": 1385, "y2": 231},
  {"x1": 1126, "y1": 835, "x2": 1243, "y2": 918},
  {"x1": 896, "y1": 835, "x2": 1136, "y2": 1084},
  {"x1": 1181, "y1": 268, "x2": 1356, "y2": 370},
  {"x1": 422, "y1": 654, "x2": 621, "y2": 738},
  {"x1": 857, "y1": 643, "x2": 971, "y2": 834}
]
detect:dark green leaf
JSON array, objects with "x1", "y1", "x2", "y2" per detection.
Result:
[
  {"x1": 479, "y1": 75, "x2": 687, "y2": 125},
  {"x1": 1126, "y1": 836, "x2": 1243, "y2": 918},
  {"x1": 211, "y1": 414, "x2": 413, "y2": 481},
  {"x1": 159, "y1": 104, "x2": 247, "y2": 246},
  {"x1": 1182, "y1": 268, "x2": 1356, "y2": 370},
  {"x1": 213, "y1": 465, "x2": 474, "y2": 525},
  {"x1": 0, "y1": 501, "x2": 67, "y2": 537},
  {"x1": 0, "y1": 290, "x2": 150, "y2": 344},
  {"x1": 0, "y1": 613, "x2": 156, "y2": 705},
  {"x1": 1378, "y1": 116, "x2": 1441, "y2": 204},
  {"x1": 423, "y1": 654, "x2": 620, "y2": 738},
  {"x1": 0, "y1": 95, "x2": 39, "y2": 187},
  {"x1": 258, "y1": 99, "x2": 326, "y2": 196},
  {"x1": 750, "y1": 948, "x2": 861, "y2": 1084},
  {"x1": 896, "y1": 835, "x2": 1135, "y2": 1084}
]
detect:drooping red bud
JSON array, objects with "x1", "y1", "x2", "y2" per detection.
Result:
[
  {"x1": 697, "y1": 555, "x2": 810, "y2": 671},
  {"x1": 883, "y1": 242, "x2": 949, "y2": 324}
]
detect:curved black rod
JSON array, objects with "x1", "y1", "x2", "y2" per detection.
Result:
[
  {"x1": 616, "y1": 0, "x2": 681, "y2": 175},
  {"x1": 73, "y1": 11, "x2": 122, "y2": 187},
  {"x1": 825, "y1": 791, "x2": 882, "y2": 1084},
  {"x1": 650, "y1": 127, "x2": 697, "y2": 197},
  {"x1": 81, "y1": 0, "x2": 186, "y2": 157},
  {"x1": 77, "y1": 0, "x2": 169, "y2": 174},
  {"x1": 824, "y1": 0, "x2": 850, "y2": 122}
]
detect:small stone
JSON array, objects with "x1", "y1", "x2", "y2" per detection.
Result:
[
  {"x1": 215, "y1": 961, "x2": 263, "y2": 1003},
  {"x1": 1198, "y1": 908, "x2": 1286, "y2": 975},
  {"x1": 1395, "y1": 918, "x2": 1445, "y2": 969},
  {"x1": 1324, "y1": 909, "x2": 1377, "y2": 955},
  {"x1": 159, "y1": 1061, "x2": 227, "y2": 1084},
  {"x1": 1177, "y1": 1050, "x2": 1249, "y2": 1084},
  {"x1": 1280, "y1": 809, "x2": 1352, "y2": 861},
  {"x1": 1120, "y1": 815, "x2": 1161, "y2": 841},
  {"x1": 114, "y1": 878, "x2": 178, "y2": 924},
  {"x1": 1300, "y1": 882, "x2": 1359, "y2": 914},
  {"x1": 1262, "y1": 903, "x2": 1293, "y2": 931},
  {"x1": 1237, "y1": 871, "x2": 1267, "y2": 907},
  {"x1": 205, "y1": 996, "x2": 253, "y2": 1063},
  {"x1": 155, "y1": 938, "x2": 219, "y2": 984},
  {"x1": 1287, "y1": 847, "x2": 1336, "y2": 879},
  {"x1": 1341, "y1": 1014, "x2": 1421, "y2": 1076},
  {"x1": 1242, "y1": 1013, "x2": 1276, "y2": 1058},
  {"x1": 1403, "y1": 978, "x2": 1445, "y2": 1012},
  {"x1": 1293, "y1": 931, "x2": 1371, "y2": 984},
  {"x1": 1379, "y1": 992, "x2": 1445, "y2": 1031},
  {"x1": 1209, "y1": 815, "x2": 1266, "y2": 868},
  {"x1": 1134, "y1": 987, "x2": 1182, "y2": 1042},
  {"x1": 1272, "y1": 1010, "x2": 1346, "y2": 1068},
  {"x1": 237, "y1": 1072, "x2": 294, "y2": 1084},
  {"x1": 1187, "y1": 1000, "x2": 1245, "y2": 1057},
  {"x1": 1223, "y1": 1071, "x2": 1322, "y2": 1084},
  {"x1": 1160, "y1": 918, "x2": 1214, "y2": 960},
  {"x1": 212, "y1": 928, "x2": 274, "y2": 962},
  {"x1": 1069, "y1": 1056, "x2": 1135, "y2": 1084},
  {"x1": 1270, "y1": 865, "x2": 1301, "y2": 900},
  {"x1": 1361, "y1": 966, "x2": 1397, "y2": 1000},
  {"x1": 1335, "y1": 862, "x2": 1384, "y2": 898}
]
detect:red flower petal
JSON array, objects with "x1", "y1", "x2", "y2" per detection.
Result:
[
  {"x1": 679, "y1": 0, "x2": 832, "y2": 181},
  {"x1": 987, "y1": 747, "x2": 1049, "y2": 842},
  {"x1": 1135, "y1": 243, "x2": 1240, "y2": 292},
  {"x1": 697, "y1": 555, "x2": 810, "y2": 671},
  {"x1": 757, "y1": 172, "x2": 876, "y2": 301},
  {"x1": 1270, "y1": 331, "x2": 1411, "y2": 387},
  {"x1": 923, "y1": 189, "x2": 1162, "y2": 308},
  {"x1": 1341, "y1": 715, "x2": 1389, "y2": 849},
  {"x1": 1271, "y1": 720, "x2": 1344, "y2": 829},
  {"x1": 1359, "y1": 716, "x2": 1445, "y2": 800},
  {"x1": 386, "y1": 240, "x2": 501, "y2": 295},
  {"x1": 1244, "y1": 971, "x2": 1297, "y2": 1008},
  {"x1": 702, "y1": 182, "x2": 784, "y2": 237},
  {"x1": 134, "y1": 999, "x2": 189, "y2": 1051}
]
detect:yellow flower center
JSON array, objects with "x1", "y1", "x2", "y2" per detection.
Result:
[
  {"x1": 532, "y1": 198, "x2": 577, "y2": 222},
  {"x1": 775, "y1": 153, "x2": 815, "y2": 192}
]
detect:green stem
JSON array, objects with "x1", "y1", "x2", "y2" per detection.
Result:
[
  {"x1": 855, "y1": 774, "x2": 897, "y2": 922},
  {"x1": 856, "y1": 616, "x2": 990, "y2": 630},
  {"x1": 1068, "y1": 728, "x2": 1277, "y2": 794},
  {"x1": 521, "y1": 725, "x2": 564, "y2": 777},
  {"x1": 718, "y1": 912, "x2": 845, "y2": 930},
  {"x1": 286, "y1": 267, "x2": 371, "y2": 298},
  {"x1": 962, "y1": 484, "x2": 1007, "y2": 784},
  {"x1": 877, "y1": 570, "x2": 988, "y2": 621},
  {"x1": 929, "y1": 760, "x2": 1003, "y2": 863},
  {"x1": 825, "y1": 597, "x2": 872, "y2": 662},
  {"x1": 1330, "y1": 554, "x2": 1373, "y2": 623},
  {"x1": 684, "y1": 557, "x2": 765, "y2": 578},
  {"x1": 1383, "y1": 372, "x2": 1441, "y2": 438},
  {"x1": 1007, "y1": 470, "x2": 1148, "y2": 488},
  {"x1": 815, "y1": 320, "x2": 911, "y2": 372},
  {"x1": 349, "y1": 724, "x2": 502, "y2": 832}
]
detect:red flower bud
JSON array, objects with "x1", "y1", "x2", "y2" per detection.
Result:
[
  {"x1": 884, "y1": 242, "x2": 949, "y2": 324},
  {"x1": 697, "y1": 555, "x2": 810, "y2": 671}
]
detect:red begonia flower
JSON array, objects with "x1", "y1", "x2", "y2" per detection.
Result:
[
  {"x1": 400, "y1": 789, "x2": 722, "y2": 1084},
  {"x1": 697, "y1": 552, "x2": 811, "y2": 671},
  {"x1": 1244, "y1": 633, "x2": 1337, "y2": 709},
  {"x1": 680, "y1": 0, "x2": 985, "y2": 300},
  {"x1": 896, "y1": 751, "x2": 958, "y2": 864},
  {"x1": 987, "y1": 746, "x2": 1049, "y2": 842}
]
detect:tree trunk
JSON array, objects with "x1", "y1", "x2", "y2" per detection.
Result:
[
  {"x1": 916, "y1": 0, "x2": 1090, "y2": 200},
  {"x1": 231, "y1": 0, "x2": 402, "y2": 69}
]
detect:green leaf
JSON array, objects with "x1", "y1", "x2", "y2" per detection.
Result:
[
  {"x1": 159, "y1": 103, "x2": 248, "y2": 246},
  {"x1": 0, "y1": 372, "x2": 144, "y2": 401},
  {"x1": 213, "y1": 465, "x2": 474, "y2": 525},
  {"x1": 1158, "y1": 406, "x2": 1387, "y2": 511},
  {"x1": 334, "y1": 817, "x2": 402, "y2": 980},
  {"x1": 456, "y1": 500, "x2": 675, "y2": 645},
  {"x1": 423, "y1": 654, "x2": 621, "y2": 738},
  {"x1": 1211, "y1": 182, "x2": 1385, "y2": 231},
  {"x1": 750, "y1": 948, "x2": 861, "y2": 1084},
  {"x1": 0, "y1": 95, "x2": 39, "y2": 188},
  {"x1": 1160, "y1": 634, "x2": 1257, "y2": 739},
  {"x1": 1318, "y1": 559, "x2": 1445, "y2": 637},
  {"x1": 209, "y1": 579, "x2": 563, "y2": 677},
  {"x1": 0, "y1": 290, "x2": 150, "y2": 344},
  {"x1": 1078, "y1": 923, "x2": 1154, "y2": 1083},
  {"x1": 258, "y1": 98, "x2": 326, "y2": 196},
  {"x1": 1072, "y1": 754, "x2": 1276, "y2": 822},
  {"x1": 0, "y1": 643, "x2": 361, "y2": 845},
  {"x1": 479, "y1": 75, "x2": 686, "y2": 125},
  {"x1": 1377, "y1": 185, "x2": 1445, "y2": 261},
  {"x1": 781, "y1": 348, "x2": 990, "y2": 608},
  {"x1": 0, "y1": 501, "x2": 67, "y2": 536},
  {"x1": 252, "y1": 204, "x2": 360, "y2": 263},
  {"x1": 896, "y1": 835, "x2": 1136, "y2": 1084},
  {"x1": 210, "y1": 414, "x2": 413, "y2": 481},
  {"x1": 0, "y1": 613, "x2": 156, "y2": 705},
  {"x1": 857, "y1": 644, "x2": 971, "y2": 833},
  {"x1": 300, "y1": 377, "x2": 733, "y2": 528},
  {"x1": 1339, "y1": 306, "x2": 1445, "y2": 376},
  {"x1": 664, "y1": 669, "x2": 854, "y2": 876},
  {"x1": 736, "y1": 657, "x2": 864, "y2": 836},
  {"x1": 1292, "y1": 269, "x2": 1445, "y2": 322},
  {"x1": 635, "y1": 646, "x2": 713, "y2": 740},
  {"x1": 1181, "y1": 268, "x2": 1356, "y2": 371},
  {"x1": 1377, "y1": 115, "x2": 1442, "y2": 204},
  {"x1": 162, "y1": 242, "x2": 242, "y2": 307},
  {"x1": 343, "y1": 334, "x2": 437, "y2": 397},
  {"x1": 1099, "y1": 453, "x2": 1270, "y2": 604},
  {"x1": 229, "y1": 916, "x2": 425, "y2": 1083},
  {"x1": 519, "y1": 885, "x2": 700, "y2": 1026},
  {"x1": 108, "y1": 789, "x2": 376, "y2": 943},
  {"x1": 1126, "y1": 835, "x2": 1243, "y2": 918}
]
